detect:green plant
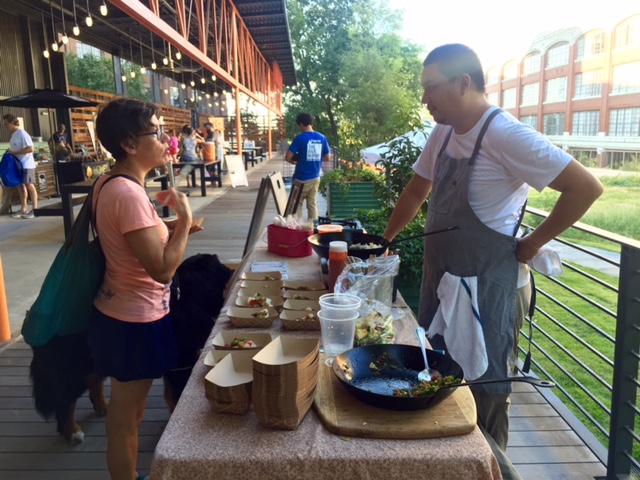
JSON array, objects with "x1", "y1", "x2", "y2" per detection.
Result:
[
  {"x1": 318, "y1": 160, "x2": 381, "y2": 199},
  {"x1": 374, "y1": 122, "x2": 431, "y2": 211}
]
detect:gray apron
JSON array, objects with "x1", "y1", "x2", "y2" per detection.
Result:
[{"x1": 419, "y1": 108, "x2": 519, "y2": 395}]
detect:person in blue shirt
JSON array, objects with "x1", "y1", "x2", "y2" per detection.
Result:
[{"x1": 285, "y1": 113, "x2": 331, "y2": 221}]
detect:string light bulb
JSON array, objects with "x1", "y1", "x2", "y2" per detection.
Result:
[
  {"x1": 200, "y1": 77, "x2": 206, "y2": 84},
  {"x1": 72, "y1": 0, "x2": 80, "y2": 35},
  {"x1": 163, "y1": 88, "x2": 169, "y2": 94},
  {"x1": 211, "y1": 74, "x2": 216, "y2": 81},
  {"x1": 61, "y1": 33, "x2": 69, "y2": 44},
  {"x1": 205, "y1": 93, "x2": 210, "y2": 99},
  {"x1": 181, "y1": 83, "x2": 186, "y2": 90},
  {"x1": 130, "y1": 70, "x2": 136, "y2": 78},
  {"x1": 52, "y1": 42, "x2": 59, "y2": 52},
  {"x1": 43, "y1": 49, "x2": 50, "y2": 58},
  {"x1": 59, "y1": 0, "x2": 69, "y2": 45},
  {"x1": 149, "y1": 31, "x2": 157, "y2": 70},
  {"x1": 140, "y1": 66, "x2": 146, "y2": 74},
  {"x1": 151, "y1": 61, "x2": 157, "y2": 70},
  {"x1": 175, "y1": 51, "x2": 182, "y2": 60},
  {"x1": 163, "y1": 57, "x2": 169, "y2": 65},
  {"x1": 208, "y1": 103, "x2": 212, "y2": 107},
  {"x1": 85, "y1": 0, "x2": 93, "y2": 29},
  {"x1": 190, "y1": 80, "x2": 195, "y2": 87},
  {"x1": 121, "y1": 74, "x2": 127, "y2": 82},
  {"x1": 100, "y1": 1, "x2": 108, "y2": 16}
]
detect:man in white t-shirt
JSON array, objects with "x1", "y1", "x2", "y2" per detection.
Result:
[
  {"x1": 382, "y1": 44, "x2": 602, "y2": 476},
  {"x1": 3, "y1": 114, "x2": 38, "y2": 219}
]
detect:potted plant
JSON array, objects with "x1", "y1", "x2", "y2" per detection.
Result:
[{"x1": 319, "y1": 159, "x2": 383, "y2": 218}]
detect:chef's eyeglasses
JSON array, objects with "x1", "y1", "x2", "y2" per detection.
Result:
[{"x1": 136, "y1": 129, "x2": 165, "y2": 140}]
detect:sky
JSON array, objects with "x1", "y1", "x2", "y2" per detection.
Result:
[{"x1": 387, "y1": 0, "x2": 639, "y2": 68}]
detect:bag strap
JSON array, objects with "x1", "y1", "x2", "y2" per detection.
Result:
[
  {"x1": 91, "y1": 174, "x2": 139, "y2": 237},
  {"x1": 63, "y1": 174, "x2": 139, "y2": 251}
]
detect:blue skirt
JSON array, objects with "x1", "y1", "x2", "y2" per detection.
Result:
[{"x1": 89, "y1": 308, "x2": 177, "y2": 382}]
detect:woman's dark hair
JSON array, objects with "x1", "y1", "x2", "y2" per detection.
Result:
[
  {"x1": 96, "y1": 97, "x2": 157, "y2": 161},
  {"x1": 182, "y1": 125, "x2": 193, "y2": 136},
  {"x1": 423, "y1": 44, "x2": 486, "y2": 94}
]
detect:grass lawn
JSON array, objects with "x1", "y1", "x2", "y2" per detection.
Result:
[{"x1": 525, "y1": 174, "x2": 640, "y2": 250}]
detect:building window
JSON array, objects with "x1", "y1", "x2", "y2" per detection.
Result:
[
  {"x1": 520, "y1": 83, "x2": 539, "y2": 107},
  {"x1": 543, "y1": 113, "x2": 565, "y2": 135},
  {"x1": 544, "y1": 76, "x2": 568, "y2": 103},
  {"x1": 520, "y1": 115, "x2": 538, "y2": 129},
  {"x1": 572, "y1": 111, "x2": 600, "y2": 136},
  {"x1": 611, "y1": 61, "x2": 640, "y2": 95},
  {"x1": 502, "y1": 88, "x2": 517, "y2": 109},
  {"x1": 546, "y1": 42, "x2": 570, "y2": 69},
  {"x1": 605, "y1": 151, "x2": 640, "y2": 169},
  {"x1": 568, "y1": 149, "x2": 599, "y2": 167},
  {"x1": 486, "y1": 92, "x2": 499, "y2": 105},
  {"x1": 576, "y1": 31, "x2": 605, "y2": 60},
  {"x1": 522, "y1": 52, "x2": 541, "y2": 76},
  {"x1": 170, "y1": 86, "x2": 180, "y2": 108},
  {"x1": 574, "y1": 70, "x2": 603, "y2": 99},
  {"x1": 609, "y1": 107, "x2": 640, "y2": 137},
  {"x1": 503, "y1": 61, "x2": 517, "y2": 80},
  {"x1": 76, "y1": 41, "x2": 102, "y2": 59},
  {"x1": 614, "y1": 15, "x2": 640, "y2": 50},
  {"x1": 486, "y1": 68, "x2": 500, "y2": 85}
]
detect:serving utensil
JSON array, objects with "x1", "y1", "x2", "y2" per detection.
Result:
[{"x1": 415, "y1": 327, "x2": 434, "y2": 382}]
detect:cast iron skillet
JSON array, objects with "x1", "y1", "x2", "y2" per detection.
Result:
[
  {"x1": 308, "y1": 225, "x2": 461, "y2": 260},
  {"x1": 331, "y1": 344, "x2": 554, "y2": 411}
]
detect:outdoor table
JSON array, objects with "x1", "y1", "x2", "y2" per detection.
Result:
[
  {"x1": 173, "y1": 161, "x2": 222, "y2": 196},
  {"x1": 150, "y1": 242, "x2": 501, "y2": 480},
  {"x1": 59, "y1": 174, "x2": 168, "y2": 237}
]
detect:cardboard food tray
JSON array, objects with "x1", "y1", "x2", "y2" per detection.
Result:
[
  {"x1": 241, "y1": 271, "x2": 283, "y2": 281},
  {"x1": 236, "y1": 295, "x2": 284, "y2": 309},
  {"x1": 282, "y1": 299, "x2": 320, "y2": 311},
  {"x1": 212, "y1": 331, "x2": 273, "y2": 350},
  {"x1": 279, "y1": 309, "x2": 320, "y2": 331},
  {"x1": 283, "y1": 289, "x2": 328, "y2": 300},
  {"x1": 227, "y1": 306, "x2": 279, "y2": 328},
  {"x1": 313, "y1": 354, "x2": 477, "y2": 439},
  {"x1": 283, "y1": 280, "x2": 327, "y2": 291}
]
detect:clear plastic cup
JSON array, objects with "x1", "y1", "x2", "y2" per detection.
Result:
[
  {"x1": 318, "y1": 293, "x2": 361, "y2": 319},
  {"x1": 317, "y1": 309, "x2": 359, "y2": 366}
]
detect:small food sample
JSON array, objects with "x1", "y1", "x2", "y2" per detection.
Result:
[
  {"x1": 349, "y1": 242, "x2": 382, "y2": 250},
  {"x1": 354, "y1": 311, "x2": 395, "y2": 346},
  {"x1": 224, "y1": 338, "x2": 257, "y2": 349},
  {"x1": 251, "y1": 308, "x2": 270, "y2": 319},
  {"x1": 248, "y1": 296, "x2": 273, "y2": 308},
  {"x1": 393, "y1": 375, "x2": 462, "y2": 397},
  {"x1": 296, "y1": 312, "x2": 318, "y2": 321}
]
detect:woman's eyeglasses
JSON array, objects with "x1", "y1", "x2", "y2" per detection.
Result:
[{"x1": 136, "y1": 129, "x2": 164, "y2": 140}]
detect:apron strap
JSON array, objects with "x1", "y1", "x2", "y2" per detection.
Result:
[
  {"x1": 468, "y1": 108, "x2": 502, "y2": 165},
  {"x1": 520, "y1": 270, "x2": 536, "y2": 374},
  {"x1": 512, "y1": 199, "x2": 527, "y2": 237},
  {"x1": 438, "y1": 128, "x2": 454, "y2": 157}
]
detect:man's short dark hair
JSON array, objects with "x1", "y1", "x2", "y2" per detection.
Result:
[
  {"x1": 58, "y1": 123, "x2": 66, "y2": 131},
  {"x1": 204, "y1": 122, "x2": 213, "y2": 128},
  {"x1": 96, "y1": 97, "x2": 157, "y2": 161},
  {"x1": 423, "y1": 44, "x2": 486, "y2": 94},
  {"x1": 3, "y1": 114, "x2": 19, "y2": 126},
  {"x1": 296, "y1": 113, "x2": 314, "y2": 127}
]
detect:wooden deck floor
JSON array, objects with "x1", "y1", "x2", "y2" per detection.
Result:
[{"x1": 0, "y1": 156, "x2": 607, "y2": 479}]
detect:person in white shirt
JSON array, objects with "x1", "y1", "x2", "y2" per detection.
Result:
[
  {"x1": 382, "y1": 44, "x2": 603, "y2": 478},
  {"x1": 3, "y1": 114, "x2": 38, "y2": 219}
]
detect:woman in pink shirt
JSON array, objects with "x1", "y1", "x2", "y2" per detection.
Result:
[{"x1": 90, "y1": 98, "x2": 193, "y2": 480}]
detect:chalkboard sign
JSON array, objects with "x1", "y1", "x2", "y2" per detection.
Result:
[
  {"x1": 243, "y1": 175, "x2": 272, "y2": 258},
  {"x1": 284, "y1": 179, "x2": 304, "y2": 217}
]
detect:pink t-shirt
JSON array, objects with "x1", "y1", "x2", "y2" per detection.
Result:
[
  {"x1": 169, "y1": 136, "x2": 179, "y2": 155},
  {"x1": 92, "y1": 175, "x2": 170, "y2": 323}
]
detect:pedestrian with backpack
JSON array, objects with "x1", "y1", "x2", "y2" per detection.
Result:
[{"x1": 2, "y1": 114, "x2": 38, "y2": 219}]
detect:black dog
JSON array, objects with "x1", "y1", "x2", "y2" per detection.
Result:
[{"x1": 29, "y1": 253, "x2": 232, "y2": 444}]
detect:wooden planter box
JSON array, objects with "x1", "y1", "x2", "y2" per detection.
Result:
[{"x1": 326, "y1": 182, "x2": 381, "y2": 218}]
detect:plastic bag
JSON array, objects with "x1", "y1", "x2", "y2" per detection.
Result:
[
  {"x1": 526, "y1": 245, "x2": 564, "y2": 277},
  {"x1": 334, "y1": 255, "x2": 400, "y2": 346}
]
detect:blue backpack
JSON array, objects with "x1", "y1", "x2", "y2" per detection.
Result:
[{"x1": 0, "y1": 152, "x2": 23, "y2": 187}]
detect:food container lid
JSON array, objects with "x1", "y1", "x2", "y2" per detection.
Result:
[
  {"x1": 317, "y1": 224, "x2": 343, "y2": 234},
  {"x1": 329, "y1": 241, "x2": 348, "y2": 253}
]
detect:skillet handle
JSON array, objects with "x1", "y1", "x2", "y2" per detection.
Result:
[{"x1": 443, "y1": 376, "x2": 555, "y2": 389}]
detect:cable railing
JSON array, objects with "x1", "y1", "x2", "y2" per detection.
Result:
[{"x1": 522, "y1": 206, "x2": 640, "y2": 479}]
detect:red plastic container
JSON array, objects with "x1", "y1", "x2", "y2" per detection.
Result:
[{"x1": 267, "y1": 224, "x2": 313, "y2": 258}]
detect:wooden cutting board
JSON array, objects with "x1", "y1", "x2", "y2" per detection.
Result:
[{"x1": 313, "y1": 357, "x2": 477, "y2": 439}]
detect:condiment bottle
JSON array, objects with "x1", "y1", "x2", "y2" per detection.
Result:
[{"x1": 328, "y1": 241, "x2": 348, "y2": 293}]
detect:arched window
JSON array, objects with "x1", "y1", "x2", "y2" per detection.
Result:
[
  {"x1": 576, "y1": 31, "x2": 605, "y2": 61},
  {"x1": 522, "y1": 52, "x2": 541, "y2": 76},
  {"x1": 546, "y1": 42, "x2": 570, "y2": 69},
  {"x1": 503, "y1": 61, "x2": 517, "y2": 80},
  {"x1": 614, "y1": 15, "x2": 640, "y2": 50},
  {"x1": 486, "y1": 68, "x2": 500, "y2": 85}
]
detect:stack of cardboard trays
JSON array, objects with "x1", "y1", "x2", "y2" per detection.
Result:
[{"x1": 251, "y1": 336, "x2": 320, "y2": 430}]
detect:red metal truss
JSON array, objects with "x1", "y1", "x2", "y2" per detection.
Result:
[{"x1": 109, "y1": 0, "x2": 283, "y2": 116}]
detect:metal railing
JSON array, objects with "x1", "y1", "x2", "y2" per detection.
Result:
[{"x1": 523, "y1": 206, "x2": 640, "y2": 480}]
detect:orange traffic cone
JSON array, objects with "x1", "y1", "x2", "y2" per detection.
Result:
[{"x1": 0, "y1": 254, "x2": 10, "y2": 342}]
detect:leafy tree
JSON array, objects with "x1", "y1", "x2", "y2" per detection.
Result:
[
  {"x1": 284, "y1": 0, "x2": 424, "y2": 158},
  {"x1": 66, "y1": 52, "x2": 115, "y2": 93}
]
